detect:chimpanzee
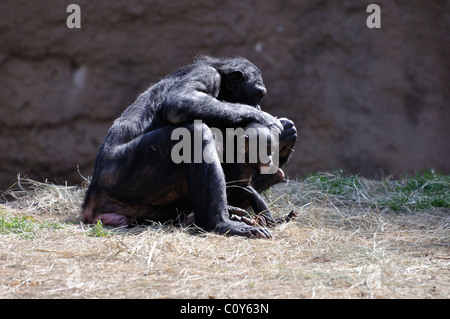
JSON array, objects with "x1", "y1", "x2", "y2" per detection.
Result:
[
  {"x1": 82, "y1": 55, "x2": 298, "y2": 238},
  {"x1": 182, "y1": 120, "x2": 298, "y2": 228},
  {"x1": 223, "y1": 121, "x2": 298, "y2": 227}
]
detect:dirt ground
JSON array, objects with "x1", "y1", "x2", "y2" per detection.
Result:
[
  {"x1": 0, "y1": 180, "x2": 449, "y2": 299},
  {"x1": 1, "y1": 211, "x2": 448, "y2": 299}
]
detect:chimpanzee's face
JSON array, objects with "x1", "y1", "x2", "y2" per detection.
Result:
[
  {"x1": 236, "y1": 69, "x2": 267, "y2": 108},
  {"x1": 221, "y1": 62, "x2": 267, "y2": 108}
]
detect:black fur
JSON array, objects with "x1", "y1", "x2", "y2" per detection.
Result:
[{"x1": 82, "y1": 56, "x2": 297, "y2": 238}]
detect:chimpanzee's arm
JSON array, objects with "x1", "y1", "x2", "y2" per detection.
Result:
[{"x1": 162, "y1": 65, "x2": 282, "y2": 130}]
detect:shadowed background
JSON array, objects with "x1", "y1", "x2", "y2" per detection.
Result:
[{"x1": 0, "y1": 0, "x2": 448, "y2": 190}]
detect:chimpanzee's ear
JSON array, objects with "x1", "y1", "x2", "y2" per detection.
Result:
[
  {"x1": 226, "y1": 70, "x2": 245, "y2": 91},
  {"x1": 229, "y1": 70, "x2": 245, "y2": 83}
]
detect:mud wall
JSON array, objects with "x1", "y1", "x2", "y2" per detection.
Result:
[{"x1": 0, "y1": 0, "x2": 448, "y2": 190}]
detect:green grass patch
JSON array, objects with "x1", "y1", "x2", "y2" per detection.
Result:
[
  {"x1": 0, "y1": 210, "x2": 111, "y2": 239},
  {"x1": 0, "y1": 212, "x2": 63, "y2": 239},
  {"x1": 302, "y1": 169, "x2": 449, "y2": 213},
  {"x1": 87, "y1": 220, "x2": 111, "y2": 237},
  {"x1": 304, "y1": 169, "x2": 362, "y2": 196},
  {"x1": 380, "y1": 170, "x2": 450, "y2": 212}
]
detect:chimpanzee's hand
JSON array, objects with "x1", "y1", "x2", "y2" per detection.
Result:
[
  {"x1": 257, "y1": 111, "x2": 283, "y2": 134},
  {"x1": 279, "y1": 118, "x2": 296, "y2": 133},
  {"x1": 278, "y1": 118, "x2": 297, "y2": 165},
  {"x1": 227, "y1": 205, "x2": 247, "y2": 217}
]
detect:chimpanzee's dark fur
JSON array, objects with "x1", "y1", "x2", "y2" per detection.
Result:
[
  {"x1": 82, "y1": 56, "x2": 297, "y2": 238},
  {"x1": 223, "y1": 121, "x2": 298, "y2": 226}
]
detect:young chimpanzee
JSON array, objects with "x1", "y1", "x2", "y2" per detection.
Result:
[
  {"x1": 181, "y1": 120, "x2": 298, "y2": 228},
  {"x1": 82, "y1": 55, "x2": 297, "y2": 238},
  {"x1": 222, "y1": 121, "x2": 298, "y2": 227}
]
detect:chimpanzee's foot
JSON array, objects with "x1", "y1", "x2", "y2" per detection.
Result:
[
  {"x1": 281, "y1": 209, "x2": 298, "y2": 223},
  {"x1": 215, "y1": 219, "x2": 272, "y2": 239},
  {"x1": 230, "y1": 209, "x2": 298, "y2": 229},
  {"x1": 182, "y1": 205, "x2": 249, "y2": 228},
  {"x1": 258, "y1": 209, "x2": 298, "y2": 227}
]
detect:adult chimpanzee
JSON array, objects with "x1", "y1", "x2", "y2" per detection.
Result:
[{"x1": 82, "y1": 55, "x2": 297, "y2": 238}]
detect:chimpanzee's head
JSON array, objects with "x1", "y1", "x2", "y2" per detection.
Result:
[{"x1": 199, "y1": 56, "x2": 267, "y2": 108}]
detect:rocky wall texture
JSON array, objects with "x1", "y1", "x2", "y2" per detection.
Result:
[{"x1": 0, "y1": 0, "x2": 449, "y2": 190}]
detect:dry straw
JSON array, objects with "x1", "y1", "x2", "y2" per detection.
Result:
[{"x1": 0, "y1": 173, "x2": 448, "y2": 298}]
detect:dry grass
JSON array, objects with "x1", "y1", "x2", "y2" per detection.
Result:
[{"x1": 0, "y1": 174, "x2": 449, "y2": 299}]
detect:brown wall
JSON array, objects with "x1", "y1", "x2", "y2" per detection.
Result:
[{"x1": 0, "y1": 0, "x2": 449, "y2": 190}]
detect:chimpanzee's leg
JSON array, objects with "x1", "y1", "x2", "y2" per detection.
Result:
[
  {"x1": 183, "y1": 122, "x2": 272, "y2": 238},
  {"x1": 83, "y1": 125, "x2": 186, "y2": 226},
  {"x1": 226, "y1": 169, "x2": 282, "y2": 207}
]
